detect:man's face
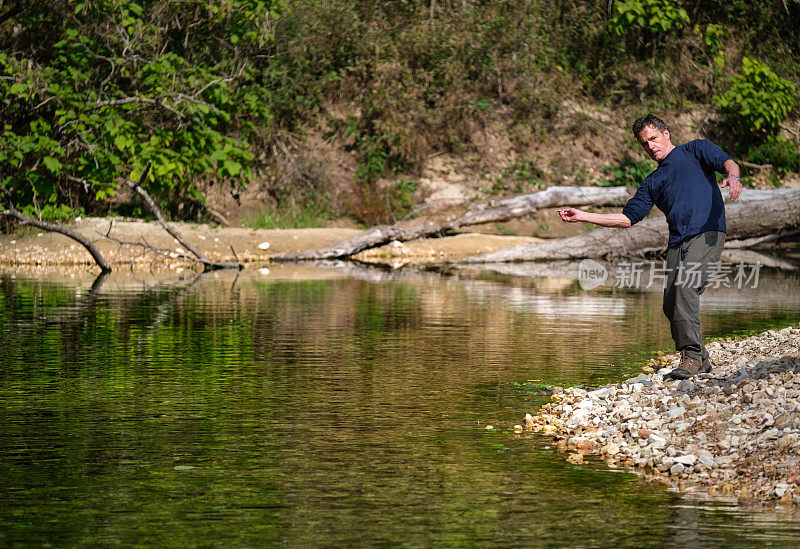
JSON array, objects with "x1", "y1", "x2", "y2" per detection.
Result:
[{"x1": 636, "y1": 125, "x2": 673, "y2": 163}]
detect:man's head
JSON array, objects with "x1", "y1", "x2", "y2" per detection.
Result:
[{"x1": 632, "y1": 114, "x2": 674, "y2": 163}]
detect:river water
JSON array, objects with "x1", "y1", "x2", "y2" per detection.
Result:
[{"x1": 1, "y1": 263, "x2": 799, "y2": 547}]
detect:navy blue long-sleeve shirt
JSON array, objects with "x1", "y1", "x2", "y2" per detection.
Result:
[{"x1": 621, "y1": 139, "x2": 732, "y2": 248}]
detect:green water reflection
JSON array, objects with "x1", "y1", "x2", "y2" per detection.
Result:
[{"x1": 1, "y1": 266, "x2": 799, "y2": 547}]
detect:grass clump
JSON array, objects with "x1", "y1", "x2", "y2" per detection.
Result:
[{"x1": 244, "y1": 205, "x2": 333, "y2": 230}]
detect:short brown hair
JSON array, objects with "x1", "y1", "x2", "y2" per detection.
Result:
[{"x1": 632, "y1": 115, "x2": 669, "y2": 137}]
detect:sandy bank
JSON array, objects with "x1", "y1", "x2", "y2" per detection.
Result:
[
  {"x1": 526, "y1": 325, "x2": 800, "y2": 507},
  {"x1": 0, "y1": 217, "x2": 540, "y2": 267}
]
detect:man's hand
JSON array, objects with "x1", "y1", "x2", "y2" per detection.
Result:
[
  {"x1": 721, "y1": 159, "x2": 742, "y2": 200},
  {"x1": 558, "y1": 207, "x2": 584, "y2": 223},
  {"x1": 721, "y1": 175, "x2": 742, "y2": 200}
]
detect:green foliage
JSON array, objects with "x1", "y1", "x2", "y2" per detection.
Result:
[
  {"x1": 385, "y1": 178, "x2": 418, "y2": 221},
  {"x1": 2, "y1": 0, "x2": 799, "y2": 227},
  {"x1": 504, "y1": 160, "x2": 545, "y2": 191},
  {"x1": 483, "y1": 160, "x2": 544, "y2": 195},
  {"x1": 599, "y1": 158, "x2": 652, "y2": 186},
  {"x1": 702, "y1": 24, "x2": 725, "y2": 53},
  {"x1": 244, "y1": 204, "x2": 333, "y2": 229},
  {"x1": 496, "y1": 223, "x2": 517, "y2": 236},
  {"x1": 745, "y1": 138, "x2": 800, "y2": 175},
  {"x1": 0, "y1": 1, "x2": 280, "y2": 220},
  {"x1": 354, "y1": 137, "x2": 390, "y2": 186},
  {"x1": 699, "y1": 24, "x2": 726, "y2": 69},
  {"x1": 311, "y1": 0, "x2": 547, "y2": 198},
  {"x1": 766, "y1": 173, "x2": 784, "y2": 188},
  {"x1": 713, "y1": 57, "x2": 797, "y2": 137},
  {"x1": 609, "y1": 0, "x2": 689, "y2": 36}
]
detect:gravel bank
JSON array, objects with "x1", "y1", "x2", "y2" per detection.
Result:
[{"x1": 526, "y1": 325, "x2": 800, "y2": 507}]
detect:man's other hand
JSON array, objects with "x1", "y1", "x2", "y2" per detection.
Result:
[{"x1": 721, "y1": 175, "x2": 743, "y2": 200}]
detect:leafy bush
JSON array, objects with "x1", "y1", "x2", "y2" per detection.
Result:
[
  {"x1": 0, "y1": 1, "x2": 279, "y2": 220},
  {"x1": 609, "y1": 0, "x2": 690, "y2": 36},
  {"x1": 385, "y1": 178, "x2": 418, "y2": 222},
  {"x1": 599, "y1": 158, "x2": 652, "y2": 187},
  {"x1": 700, "y1": 23, "x2": 726, "y2": 69},
  {"x1": 713, "y1": 57, "x2": 797, "y2": 137},
  {"x1": 745, "y1": 138, "x2": 800, "y2": 175}
]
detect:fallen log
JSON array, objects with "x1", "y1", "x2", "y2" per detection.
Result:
[
  {"x1": 2, "y1": 163, "x2": 243, "y2": 272},
  {"x1": 273, "y1": 186, "x2": 629, "y2": 260},
  {"x1": 724, "y1": 229, "x2": 800, "y2": 249},
  {"x1": 720, "y1": 249, "x2": 800, "y2": 271},
  {"x1": 0, "y1": 206, "x2": 112, "y2": 271},
  {"x1": 459, "y1": 188, "x2": 800, "y2": 263}
]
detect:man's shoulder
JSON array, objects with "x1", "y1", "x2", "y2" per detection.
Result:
[
  {"x1": 680, "y1": 138, "x2": 725, "y2": 155},
  {"x1": 678, "y1": 139, "x2": 709, "y2": 152}
]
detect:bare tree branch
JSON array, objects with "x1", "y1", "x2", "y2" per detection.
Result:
[
  {"x1": 94, "y1": 96, "x2": 184, "y2": 118},
  {"x1": 127, "y1": 161, "x2": 241, "y2": 271},
  {"x1": 739, "y1": 160, "x2": 774, "y2": 170},
  {"x1": 0, "y1": 207, "x2": 111, "y2": 271}
]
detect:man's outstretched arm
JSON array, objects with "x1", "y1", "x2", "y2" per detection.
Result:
[{"x1": 558, "y1": 208, "x2": 631, "y2": 228}]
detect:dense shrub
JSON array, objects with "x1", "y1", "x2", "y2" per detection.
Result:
[
  {"x1": 745, "y1": 138, "x2": 800, "y2": 175},
  {"x1": 1, "y1": 1, "x2": 799, "y2": 225},
  {"x1": 0, "y1": 1, "x2": 279, "y2": 220},
  {"x1": 713, "y1": 57, "x2": 797, "y2": 140},
  {"x1": 608, "y1": 0, "x2": 690, "y2": 36}
]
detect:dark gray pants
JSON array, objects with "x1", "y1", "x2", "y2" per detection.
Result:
[{"x1": 663, "y1": 231, "x2": 725, "y2": 361}]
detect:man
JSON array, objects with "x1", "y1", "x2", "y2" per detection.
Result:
[{"x1": 559, "y1": 114, "x2": 742, "y2": 380}]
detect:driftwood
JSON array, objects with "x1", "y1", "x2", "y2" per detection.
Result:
[
  {"x1": 739, "y1": 160, "x2": 774, "y2": 170},
  {"x1": 724, "y1": 229, "x2": 800, "y2": 249},
  {"x1": 1, "y1": 162, "x2": 241, "y2": 272},
  {"x1": 125, "y1": 161, "x2": 241, "y2": 271},
  {"x1": 460, "y1": 188, "x2": 800, "y2": 263},
  {"x1": 720, "y1": 249, "x2": 799, "y2": 271},
  {"x1": 0, "y1": 206, "x2": 113, "y2": 271},
  {"x1": 274, "y1": 186, "x2": 629, "y2": 261}
]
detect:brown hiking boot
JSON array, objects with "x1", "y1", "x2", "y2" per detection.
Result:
[{"x1": 665, "y1": 352, "x2": 711, "y2": 380}]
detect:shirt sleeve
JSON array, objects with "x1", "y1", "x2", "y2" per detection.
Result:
[
  {"x1": 621, "y1": 181, "x2": 654, "y2": 226},
  {"x1": 685, "y1": 139, "x2": 732, "y2": 172}
]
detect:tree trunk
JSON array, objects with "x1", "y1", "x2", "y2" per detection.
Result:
[
  {"x1": 273, "y1": 186, "x2": 630, "y2": 261},
  {"x1": 459, "y1": 188, "x2": 800, "y2": 263}
]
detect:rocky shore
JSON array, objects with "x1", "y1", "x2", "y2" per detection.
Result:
[{"x1": 525, "y1": 325, "x2": 800, "y2": 507}]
